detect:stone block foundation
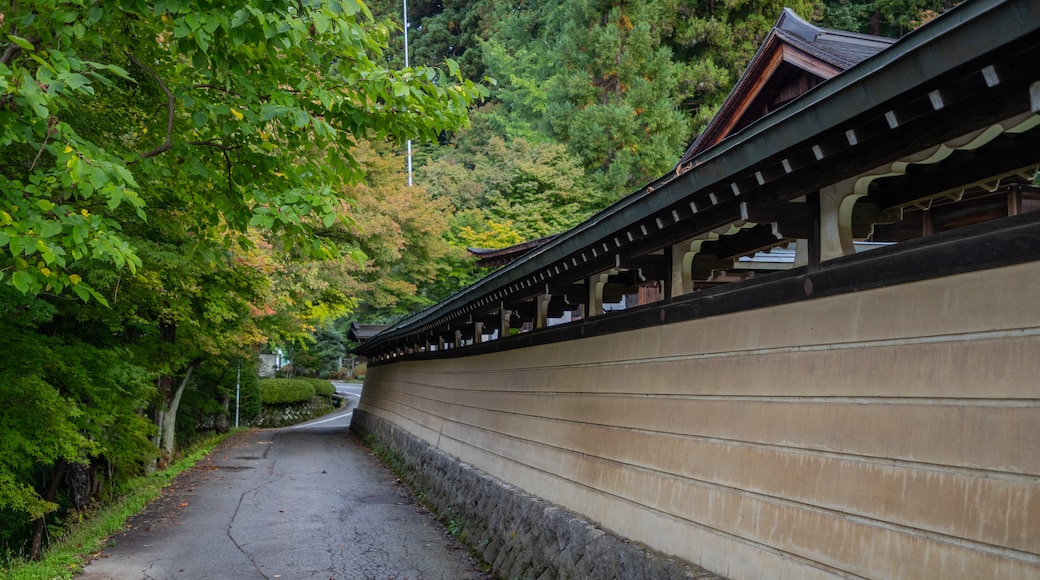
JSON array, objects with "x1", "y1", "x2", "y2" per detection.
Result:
[{"x1": 351, "y1": 408, "x2": 721, "y2": 580}]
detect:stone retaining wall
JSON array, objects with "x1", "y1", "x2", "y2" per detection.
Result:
[
  {"x1": 251, "y1": 395, "x2": 335, "y2": 428},
  {"x1": 351, "y1": 408, "x2": 721, "y2": 580}
]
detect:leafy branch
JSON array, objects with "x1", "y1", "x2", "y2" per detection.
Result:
[
  {"x1": 125, "y1": 52, "x2": 174, "y2": 160},
  {"x1": 0, "y1": 34, "x2": 40, "y2": 66}
]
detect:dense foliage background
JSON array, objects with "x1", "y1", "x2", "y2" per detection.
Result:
[{"x1": 0, "y1": 0, "x2": 946, "y2": 564}]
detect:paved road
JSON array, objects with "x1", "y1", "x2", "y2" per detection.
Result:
[
  {"x1": 78, "y1": 389, "x2": 488, "y2": 580},
  {"x1": 333, "y1": 382, "x2": 364, "y2": 399}
]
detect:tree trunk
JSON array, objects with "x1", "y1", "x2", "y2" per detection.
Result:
[
  {"x1": 29, "y1": 459, "x2": 67, "y2": 560},
  {"x1": 156, "y1": 357, "x2": 203, "y2": 457},
  {"x1": 153, "y1": 321, "x2": 206, "y2": 459},
  {"x1": 216, "y1": 394, "x2": 230, "y2": 433},
  {"x1": 66, "y1": 462, "x2": 93, "y2": 509}
]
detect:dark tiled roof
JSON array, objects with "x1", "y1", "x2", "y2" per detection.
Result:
[
  {"x1": 679, "y1": 9, "x2": 895, "y2": 164},
  {"x1": 467, "y1": 234, "x2": 561, "y2": 267},
  {"x1": 774, "y1": 9, "x2": 896, "y2": 70},
  {"x1": 813, "y1": 31, "x2": 896, "y2": 65},
  {"x1": 348, "y1": 322, "x2": 391, "y2": 342}
]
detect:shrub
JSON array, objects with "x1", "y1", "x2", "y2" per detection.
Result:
[
  {"x1": 257, "y1": 379, "x2": 315, "y2": 405},
  {"x1": 298, "y1": 378, "x2": 335, "y2": 397},
  {"x1": 352, "y1": 363, "x2": 367, "y2": 380},
  {"x1": 328, "y1": 369, "x2": 348, "y2": 380}
]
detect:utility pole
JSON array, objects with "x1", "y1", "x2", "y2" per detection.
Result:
[
  {"x1": 403, "y1": 0, "x2": 413, "y2": 186},
  {"x1": 235, "y1": 360, "x2": 241, "y2": 428}
]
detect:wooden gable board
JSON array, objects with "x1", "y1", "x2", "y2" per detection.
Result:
[{"x1": 679, "y1": 8, "x2": 895, "y2": 165}]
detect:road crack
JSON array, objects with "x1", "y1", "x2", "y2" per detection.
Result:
[{"x1": 227, "y1": 486, "x2": 269, "y2": 578}]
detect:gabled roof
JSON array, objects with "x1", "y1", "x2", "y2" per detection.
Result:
[
  {"x1": 467, "y1": 234, "x2": 561, "y2": 268},
  {"x1": 679, "y1": 8, "x2": 895, "y2": 164},
  {"x1": 348, "y1": 322, "x2": 390, "y2": 342}
]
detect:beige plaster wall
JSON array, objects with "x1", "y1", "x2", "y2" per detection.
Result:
[{"x1": 358, "y1": 260, "x2": 1040, "y2": 579}]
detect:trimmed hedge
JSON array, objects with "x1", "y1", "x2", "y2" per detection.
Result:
[
  {"x1": 298, "y1": 378, "x2": 335, "y2": 397},
  {"x1": 258, "y1": 378, "x2": 316, "y2": 405}
]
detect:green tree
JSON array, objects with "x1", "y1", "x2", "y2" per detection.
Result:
[
  {"x1": 422, "y1": 132, "x2": 607, "y2": 239},
  {"x1": 0, "y1": 0, "x2": 486, "y2": 301},
  {"x1": 455, "y1": 0, "x2": 827, "y2": 198},
  {"x1": 0, "y1": 0, "x2": 486, "y2": 537},
  {"x1": 288, "y1": 326, "x2": 348, "y2": 378},
  {"x1": 366, "y1": 0, "x2": 494, "y2": 77},
  {"x1": 820, "y1": 0, "x2": 954, "y2": 37},
  {"x1": 0, "y1": 290, "x2": 154, "y2": 558},
  {"x1": 340, "y1": 140, "x2": 457, "y2": 318},
  {"x1": 409, "y1": 0, "x2": 495, "y2": 78}
]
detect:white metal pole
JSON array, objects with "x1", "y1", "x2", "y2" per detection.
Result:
[
  {"x1": 402, "y1": 0, "x2": 409, "y2": 68},
  {"x1": 235, "y1": 361, "x2": 241, "y2": 428},
  {"x1": 407, "y1": 141, "x2": 413, "y2": 186},
  {"x1": 403, "y1": 0, "x2": 413, "y2": 186}
]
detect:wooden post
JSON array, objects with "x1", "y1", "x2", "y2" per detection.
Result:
[
  {"x1": 500, "y1": 305, "x2": 511, "y2": 338},
  {"x1": 662, "y1": 246, "x2": 673, "y2": 301},
  {"x1": 587, "y1": 272, "x2": 610, "y2": 317},
  {"x1": 806, "y1": 191, "x2": 822, "y2": 272},
  {"x1": 817, "y1": 186, "x2": 857, "y2": 261},
  {"x1": 1008, "y1": 184, "x2": 1022, "y2": 216},
  {"x1": 535, "y1": 294, "x2": 550, "y2": 329}
]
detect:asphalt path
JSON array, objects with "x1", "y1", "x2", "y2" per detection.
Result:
[{"x1": 78, "y1": 386, "x2": 489, "y2": 580}]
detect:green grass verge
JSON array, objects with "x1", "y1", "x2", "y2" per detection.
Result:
[
  {"x1": 363, "y1": 433, "x2": 406, "y2": 475},
  {"x1": 1, "y1": 432, "x2": 235, "y2": 580}
]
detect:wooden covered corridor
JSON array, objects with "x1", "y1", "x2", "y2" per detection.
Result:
[{"x1": 353, "y1": 1, "x2": 1040, "y2": 577}]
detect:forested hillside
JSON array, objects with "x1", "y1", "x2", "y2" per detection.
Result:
[
  {"x1": 352, "y1": 0, "x2": 955, "y2": 319},
  {"x1": 0, "y1": 0, "x2": 947, "y2": 565}
]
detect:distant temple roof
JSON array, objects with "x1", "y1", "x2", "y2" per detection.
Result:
[
  {"x1": 347, "y1": 322, "x2": 390, "y2": 342},
  {"x1": 678, "y1": 8, "x2": 895, "y2": 164},
  {"x1": 467, "y1": 235, "x2": 560, "y2": 268}
]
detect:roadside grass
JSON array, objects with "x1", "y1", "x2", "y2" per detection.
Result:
[
  {"x1": 363, "y1": 433, "x2": 406, "y2": 475},
  {"x1": 2, "y1": 431, "x2": 236, "y2": 580}
]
